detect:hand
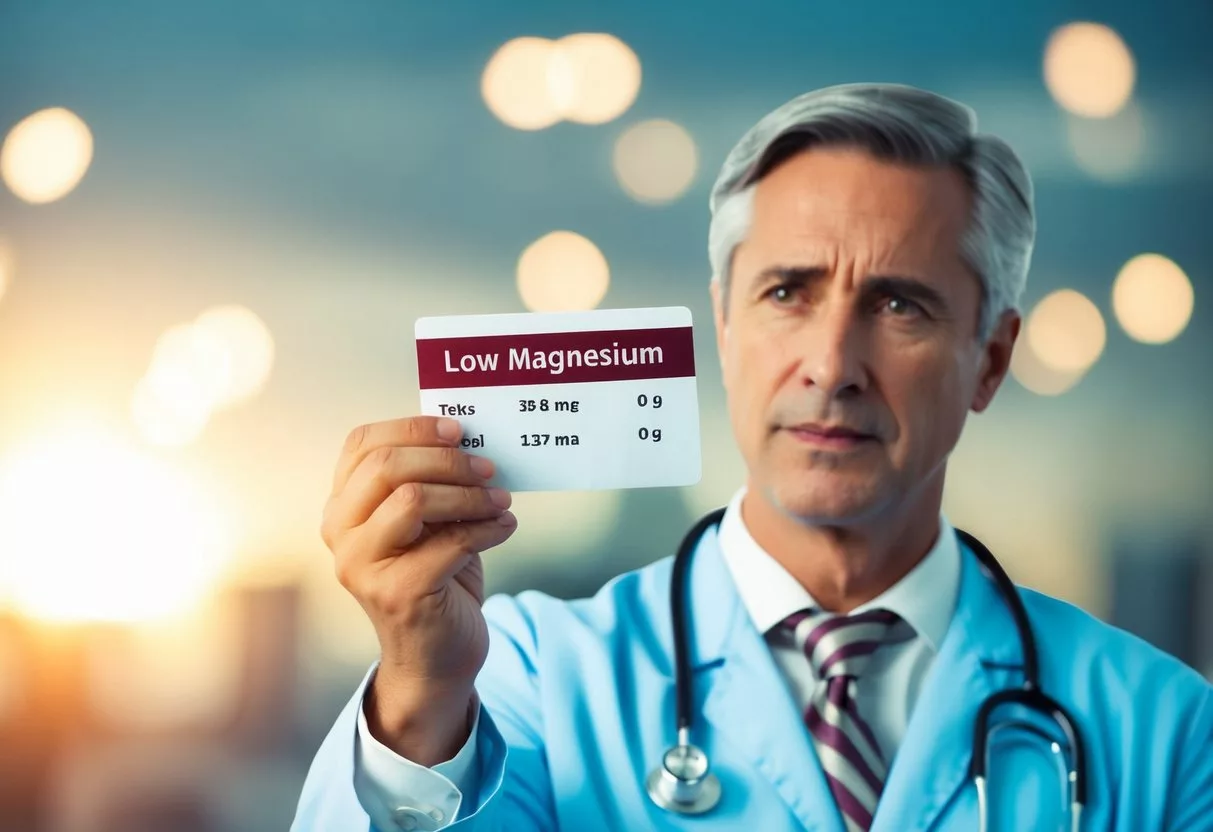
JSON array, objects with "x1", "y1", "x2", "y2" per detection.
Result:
[{"x1": 321, "y1": 416, "x2": 517, "y2": 764}]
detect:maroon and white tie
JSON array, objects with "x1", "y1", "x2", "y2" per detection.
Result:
[{"x1": 777, "y1": 608, "x2": 913, "y2": 832}]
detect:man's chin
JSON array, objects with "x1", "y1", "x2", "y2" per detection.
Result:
[{"x1": 763, "y1": 477, "x2": 886, "y2": 526}]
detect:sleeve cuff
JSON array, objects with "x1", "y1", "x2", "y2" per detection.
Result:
[{"x1": 353, "y1": 690, "x2": 480, "y2": 831}]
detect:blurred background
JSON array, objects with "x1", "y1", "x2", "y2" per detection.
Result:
[{"x1": 1, "y1": 0, "x2": 1210, "y2": 829}]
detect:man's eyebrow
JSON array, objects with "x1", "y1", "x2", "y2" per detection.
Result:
[
  {"x1": 864, "y1": 275, "x2": 949, "y2": 310},
  {"x1": 750, "y1": 265, "x2": 830, "y2": 288}
]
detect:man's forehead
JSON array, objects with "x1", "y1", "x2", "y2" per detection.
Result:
[{"x1": 743, "y1": 148, "x2": 971, "y2": 253}]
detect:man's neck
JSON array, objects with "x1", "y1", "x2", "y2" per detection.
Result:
[{"x1": 739, "y1": 478, "x2": 945, "y2": 613}]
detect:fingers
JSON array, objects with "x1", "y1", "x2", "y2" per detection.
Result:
[
  {"x1": 339, "y1": 510, "x2": 518, "y2": 601},
  {"x1": 326, "y1": 445, "x2": 496, "y2": 534},
  {"x1": 405, "y1": 515, "x2": 517, "y2": 594},
  {"x1": 363, "y1": 483, "x2": 514, "y2": 555},
  {"x1": 332, "y1": 416, "x2": 464, "y2": 495}
]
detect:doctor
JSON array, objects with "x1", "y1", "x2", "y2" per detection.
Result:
[{"x1": 294, "y1": 83, "x2": 1213, "y2": 831}]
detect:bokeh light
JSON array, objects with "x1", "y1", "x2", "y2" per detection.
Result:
[
  {"x1": 0, "y1": 430, "x2": 230, "y2": 622},
  {"x1": 1043, "y1": 22, "x2": 1135, "y2": 118},
  {"x1": 132, "y1": 307, "x2": 275, "y2": 447},
  {"x1": 192, "y1": 305, "x2": 276, "y2": 405},
  {"x1": 1010, "y1": 336, "x2": 1087, "y2": 396},
  {"x1": 516, "y1": 230, "x2": 610, "y2": 312},
  {"x1": 131, "y1": 371, "x2": 214, "y2": 448},
  {"x1": 547, "y1": 33, "x2": 642, "y2": 125},
  {"x1": 1112, "y1": 253, "x2": 1195, "y2": 344},
  {"x1": 1067, "y1": 102, "x2": 1146, "y2": 181},
  {"x1": 1, "y1": 107, "x2": 95, "y2": 204},
  {"x1": 481, "y1": 37, "x2": 563, "y2": 131},
  {"x1": 613, "y1": 119, "x2": 698, "y2": 204},
  {"x1": 1026, "y1": 289, "x2": 1106, "y2": 374}
]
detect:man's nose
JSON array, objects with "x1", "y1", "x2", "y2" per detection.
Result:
[{"x1": 798, "y1": 301, "x2": 869, "y2": 399}]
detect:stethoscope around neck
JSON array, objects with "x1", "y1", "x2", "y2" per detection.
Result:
[{"x1": 645, "y1": 508, "x2": 1088, "y2": 830}]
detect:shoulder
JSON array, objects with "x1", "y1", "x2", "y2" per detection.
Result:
[{"x1": 1018, "y1": 587, "x2": 1211, "y2": 713}]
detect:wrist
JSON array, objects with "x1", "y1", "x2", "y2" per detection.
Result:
[{"x1": 365, "y1": 668, "x2": 476, "y2": 766}]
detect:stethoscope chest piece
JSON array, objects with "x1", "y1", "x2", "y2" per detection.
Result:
[{"x1": 645, "y1": 742, "x2": 722, "y2": 815}]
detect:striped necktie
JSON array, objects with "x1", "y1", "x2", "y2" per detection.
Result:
[{"x1": 777, "y1": 608, "x2": 914, "y2": 832}]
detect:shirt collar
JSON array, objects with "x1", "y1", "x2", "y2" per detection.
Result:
[{"x1": 717, "y1": 487, "x2": 960, "y2": 652}]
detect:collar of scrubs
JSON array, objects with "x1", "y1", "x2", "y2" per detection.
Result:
[
  {"x1": 716, "y1": 487, "x2": 960, "y2": 649},
  {"x1": 676, "y1": 497, "x2": 1027, "y2": 832}
]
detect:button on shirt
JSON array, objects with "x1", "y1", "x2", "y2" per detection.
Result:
[
  {"x1": 352, "y1": 488, "x2": 962, "y2": 828},
  {"x1": 353, "y1": 697, "x2": 477, "y2": 831}
]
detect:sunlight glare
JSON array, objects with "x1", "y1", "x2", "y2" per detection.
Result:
[{"x1": 0, "y1": 430, "x2": 231, "y2": 622}]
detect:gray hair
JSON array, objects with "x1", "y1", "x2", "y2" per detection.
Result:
[{"x1": 708, "y1": 83, "x2": 1034, "y2": 341}]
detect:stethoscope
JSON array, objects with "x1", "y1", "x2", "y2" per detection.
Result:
[{"x1": 645, "y1": 508, "x2": 1088, "y2": 831}]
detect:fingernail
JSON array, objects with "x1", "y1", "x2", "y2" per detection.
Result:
[
  {"x1": 487, "y1": 488, "x2": 512, "y2": 509},
  {"x1": 469, "y1": 456, "x2": 494, "y2": 478},
  {"x1": 497, "y1": 510, "x2": 517, "y2": 526},
  {"x1": 436, "y1": 419, "x2": 461, "y2": 443}
]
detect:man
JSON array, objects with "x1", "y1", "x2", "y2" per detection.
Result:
[{"x1": 293, "y1": 84, "x2": 1213, "y2": 831}]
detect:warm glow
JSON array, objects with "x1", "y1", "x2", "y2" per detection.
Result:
[
  {"x1": 1067, "y1": 102, "x2": 1146, "y2": 181},
  {"x1": 613, "y1": 119, "x2": 698, "y2": 204},
  {"x1": 1, "y1": 107, "x2": 94, "y2": 204},
  {"x1": 516, "y1": 230, "x2": 610, "y2": 312},
  {"x1": 1112, "y1": 253, "x2": 1195, "y2": 344},
  {"x1": 0, "y1": 429, "x2": 231, "y2": 623},
  {"x1": 87, "y1": 603, "x2": 241, "y2": 728},
  {"x1": 0, "y1": 636, "x2": 19, "y2": 719},
  {"x1": 132, "y1": 323, "x2": 224, "y2": 447},
  {"x1": 548, "y1": 33, "x2": 642, "y2": 125},
  {"x1": 0, "y1": 241, "x2": 12, "y2": 306},
  {"x1": 192, "y1": 305, "x2": 276, "y2": 405},
  {"x1": 1044, "y1": 23, "x2": 1135, "y2": 118},
  {"x1": 131, "y1": 371, "x2": 213, "y2": 448},
  {"x1": 132, "y1": 306, "x2": 275, "y2": 447},
  {"x1": 1010, "y1": 336, "x2": 1086, "y2": 396},
  {"x1": 481, "y1": 37, "x2": 563, "y2": 131},
  {"x1": 1026, "y1": 289, "x2": 1106, "y2": 374}
]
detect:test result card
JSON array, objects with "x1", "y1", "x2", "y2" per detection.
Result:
[{"x1": 414, "y1": 306, "x2": 702, "y2": 492}]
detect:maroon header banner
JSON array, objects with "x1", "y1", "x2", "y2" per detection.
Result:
[{"x1": 416, "y1": 326, "x2": 695, "y2": 389}]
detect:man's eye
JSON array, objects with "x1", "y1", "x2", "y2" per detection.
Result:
[
  {"x1": 881, "y1": 295, "x2": 922, "y2": 316},
  {"x1": 764, "y1": 284, "x2": 799, "y2": 304}
]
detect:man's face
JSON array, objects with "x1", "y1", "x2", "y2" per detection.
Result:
[{"x1": 712, "y1": 146, "x2": 1018, "y2": 525}]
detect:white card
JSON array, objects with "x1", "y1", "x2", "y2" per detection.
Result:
[{"x1": 415, "y1": 306, "x2": 702, "y2": 492}]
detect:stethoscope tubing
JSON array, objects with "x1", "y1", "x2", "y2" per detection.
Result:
[{"x1": 653, "y1": 510, "x2": 1088, "y2": 824}]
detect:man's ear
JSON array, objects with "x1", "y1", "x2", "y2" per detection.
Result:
[{"x1": 971, "y1": 310, "x2": 1020, "y2": 414}]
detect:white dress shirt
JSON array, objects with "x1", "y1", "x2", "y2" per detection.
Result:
[
  {"x1": 353, "y1": 488, "x2": 962, "y2": 830},
  {"x1": 717, "y1": 488, "x2": 961, "y2": 765}
]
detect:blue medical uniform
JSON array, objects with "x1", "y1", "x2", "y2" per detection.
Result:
[{"x1": 293, "y1": 526, "x2": 1213, "y2": 831}]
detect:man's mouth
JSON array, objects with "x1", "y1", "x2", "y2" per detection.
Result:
[{"x1": 785, "y1": 422, "x2": 878, "y2": 449}]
